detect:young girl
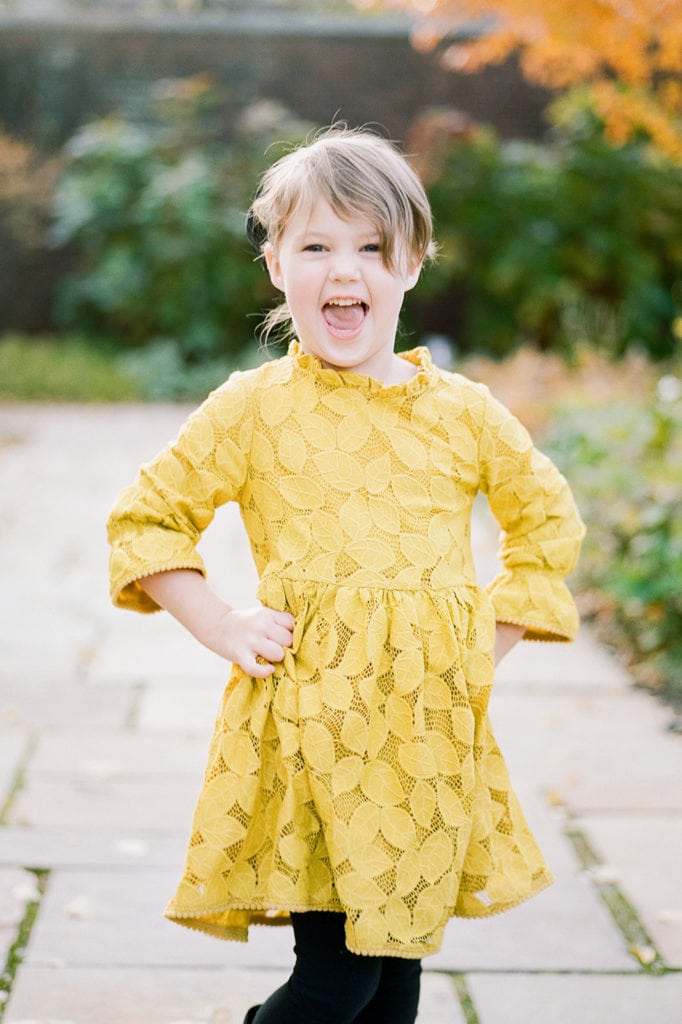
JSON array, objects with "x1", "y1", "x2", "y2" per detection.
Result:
[{"x1": 107, "y1": 126, "x2": 585, "y2": 1024}]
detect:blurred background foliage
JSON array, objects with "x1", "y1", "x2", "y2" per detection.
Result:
[
  {"x1": 456, "y1": 347, "x2": 682, "y2": 707},
  {"x1": 46, "y1": 81, "x2": 313, "y2": 396},
  {"x1": 545, "y1": 379, "x2": 682, "y2": 703},
  {"x1": 405, "y1": 97, "x2": 682, "y2": 360},
  {"x1": 37, "y1": 80, "x2": 682, "y2": 376}
]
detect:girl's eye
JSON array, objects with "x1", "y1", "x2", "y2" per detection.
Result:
[
  {"x1": 362, "y1": 243, "x2": 382, "y2": 253},
  {"x1": 303, "y1": 244, "x2": 326, "y2": 253}
]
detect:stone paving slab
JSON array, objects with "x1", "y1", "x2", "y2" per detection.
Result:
[
  {"x1": 3, "y1": 965, "x2": 464, "y2": 1024},
  {"x1": 0, "y1": 728, "x2": 28, "y2": 803},
  {"x1": 89, "y1": 611, "x2": 233, "y2": 689},
  {"x1": 6, "y1": 778, "x2": 200, "y2": 831},
  {"x1": 467, "y1": 972, "x2": 682, "y2": 1024},
  {"x1": 27, "y1": 730, "x2": 208, "y2": 779},
  {"x1": 487, "y1": 690, "x2": 682, "y2": 813},
  {"x1": 135, "y1": 685, "x2": 227, "y2": 736},
  {"x1": 25, "y1": 869, "x2": 225, "y2": 969},
  {"x1": 582, "y1": 814, "x2": 682, "y2": 967},
  {"x1": 0, "y1": 867, "x2": 39, "y2": 969},
  {"x1": 0, "y1": 826, "x2": 187, "y2": 871},
  {"x1": 0, "y1": 603, "x2": 97, "y2": 681},
  {"x1": 493, "y1": 628, "x2": 631, "y2": 691},
  {"x1": 0, "y1": 682, "x2": 136, "y2": 732},
  {"x1": 3, "y1": 965, "x2": 289, "y2": 1024}
]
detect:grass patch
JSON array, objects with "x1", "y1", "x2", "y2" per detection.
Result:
[
  {"x1": 0, "y1": 868, "x2": 48, "y2": 1020},
  {"x1": 0, "y1": 334, "x2": 142, "y2": 402},
  {"x1": 453, "y1": 974, "x2": 481, "y2": 1024},
  {"x1": 565, "y1": 822, "x2": 667, "y2": 974}
]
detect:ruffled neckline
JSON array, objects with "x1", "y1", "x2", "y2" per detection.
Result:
[{"x1": 288, "y1": 341, "x2": 439, "y2": 397}]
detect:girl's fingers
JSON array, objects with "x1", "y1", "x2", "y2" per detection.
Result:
[
  {"x1": 232, "y1": 607, "x2": 294, "y2": 675},
  {"x1": 248, "y1": 657, "x2": 275, "y2": 678},
  {"x1": 268, "y1": 609, "x2": 295, "y2": 629},
  {"x1": 259, "y1": 638, "x2": 287, "y2": 662},
  {"x1": 270, "y1": 624, "x2": 294, "y2": 647},
  {"x1": 264, "y1": 612, "x2": 294, "y2": 647}
]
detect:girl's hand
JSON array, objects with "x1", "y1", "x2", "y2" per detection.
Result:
[
  {"x1": 494, "y1": 622, "x2": 524, "y2": 666},
  {"x1": 138, "y1": 569, "x2": 294, "y2": 678},
  {"x1": 209, "y1": 605, "x2": 295, "y2": 678}
]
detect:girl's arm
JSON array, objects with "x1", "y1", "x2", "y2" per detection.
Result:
[
  {"x1": 494, "y1": 621, "x2": 525, "y2": 665},
  {"x1": 107, "y1": 373, "x2": 256, "y2": 615},
  {"x1": 477, "y1": 386, "x2": 586, "y2": 643},
  {"x1": 140, "y1": 569, "x2": 294, "y2": 679}
]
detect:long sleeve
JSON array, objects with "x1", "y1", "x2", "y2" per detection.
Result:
[
  {"x1": 477, "y1": 386, "x2": 586, "y2": 642},
  {"x1": 107, "y1": 372, "x2": 254, "y2": 613}
]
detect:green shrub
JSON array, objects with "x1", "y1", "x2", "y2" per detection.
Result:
[
  {"x1": 0, "y1": 335, "x2": 141, "y2": 401},
  {"x1": 544, "y1": 376, "x2": 682, "y2": 701},
  {"x1": 50, "y1": 84, "x2": 310, "y2": 363},
  {"x1": 0, "y1": 333, "x2": 274, "y2": 403},
  {"x1": 121, "y1": 337, "x2": 272, "y2": 400},
  {"x1": 408, "y1": 110, "x2": 682, "y2": 360}
]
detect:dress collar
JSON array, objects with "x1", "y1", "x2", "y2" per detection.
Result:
[{"x1": 288, "y1": 341, "x2": 438, "y2": 397}]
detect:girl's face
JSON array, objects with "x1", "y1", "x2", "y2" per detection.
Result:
[{"x1": 265, "y1": 199, "x2": 422, "y2": 383}]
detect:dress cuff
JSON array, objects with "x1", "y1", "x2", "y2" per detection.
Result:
[
  {"x1": 486, "y1": 570, "x2": 581, "y2": 642},
  {"x1": 109, "y1": 537, "x2": 206, "y2": 613}
]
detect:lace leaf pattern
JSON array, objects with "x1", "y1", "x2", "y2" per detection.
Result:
[{"x1": 107, "y1": 344, "x2": 585, "y2": 958}]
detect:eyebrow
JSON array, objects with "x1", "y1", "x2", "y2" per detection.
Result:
[{"x1": 296, "y1": 226, "x2": 383, "y2": 242}]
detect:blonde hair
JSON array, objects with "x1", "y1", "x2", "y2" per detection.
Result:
[{"x1": 247, "y1": 125, "x2": 436, "y2": 343}]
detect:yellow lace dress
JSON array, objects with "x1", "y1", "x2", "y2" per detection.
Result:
[{"x1": 107, "y1": 343, "x2": 585, "y2": 959}]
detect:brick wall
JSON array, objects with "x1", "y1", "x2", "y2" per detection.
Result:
[{"x1": 0, "y1": 9, "x2": 550, "y2": 150}]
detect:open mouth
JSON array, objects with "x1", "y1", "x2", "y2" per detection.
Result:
[{"x1": 322, "y1": 299, "x2": 368, "y2": 335}]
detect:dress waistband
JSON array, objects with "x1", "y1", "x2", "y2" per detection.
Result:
[{"x1": 257, "y1": 572, "x2": 481, "y2": 606}]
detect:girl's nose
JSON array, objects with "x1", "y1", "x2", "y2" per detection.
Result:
[{"x1": 329, "y1": 253, "x2": 360, "y2": 281}]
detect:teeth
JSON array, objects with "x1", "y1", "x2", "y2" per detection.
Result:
[{"x1": 327, "y1": 299, "x2": 362, "y2": 306}]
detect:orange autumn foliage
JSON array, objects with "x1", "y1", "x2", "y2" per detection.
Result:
[{"x1": 357, "y1": 0, "x2": 682, "y2": 160}]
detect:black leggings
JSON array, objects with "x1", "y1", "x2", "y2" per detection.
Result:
[{"x1": 252, "y1": 911, "x2": 422, "y2": 1024}]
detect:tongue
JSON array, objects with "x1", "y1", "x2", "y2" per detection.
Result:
[{"x1": 323, "y1": 303, "x2": 365, "y2": 332}]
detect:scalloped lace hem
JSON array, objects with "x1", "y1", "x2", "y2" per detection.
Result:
[{"x1": 164, "y1": 871, "x2": 555, "y2": 959}]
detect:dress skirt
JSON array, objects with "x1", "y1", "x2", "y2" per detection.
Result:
[{"x1": 164, "y1": 577, "x2": 553, "y2": 959}]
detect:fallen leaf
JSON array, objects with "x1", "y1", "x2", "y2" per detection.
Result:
[
  {"x1": 63, "y1": 896, "x2": 93, "y2": 920},
  {"x1": 11, "y1": 876, "x2": 41, "y2": 904},
  {"x1": 629, "y1": 943, "x2": 657, "y2": 965},
  {"x1": 82, "y1": 760, "x2": 125, "y2": 781},
  {"x1": 656, "y1": 908, "x2": 682, "y2": 924},
  {"x1": 115, "y1": 838, "x2": 150, "y2": 858},
  {"x1": 588, "y1": 864, "x2": 622, "y2": 885}
]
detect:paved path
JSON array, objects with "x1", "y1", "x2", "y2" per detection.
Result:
[{"x1": 0, "y1": 403, "x2": 680, "y2": 1024}]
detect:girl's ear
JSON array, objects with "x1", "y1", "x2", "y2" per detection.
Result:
[
  {"x1": 404, "y1": 259, "x2": 423, "y2": 293},
  {"x1": 264, "y1": 244, "x2": 285, "y2": 292}
]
